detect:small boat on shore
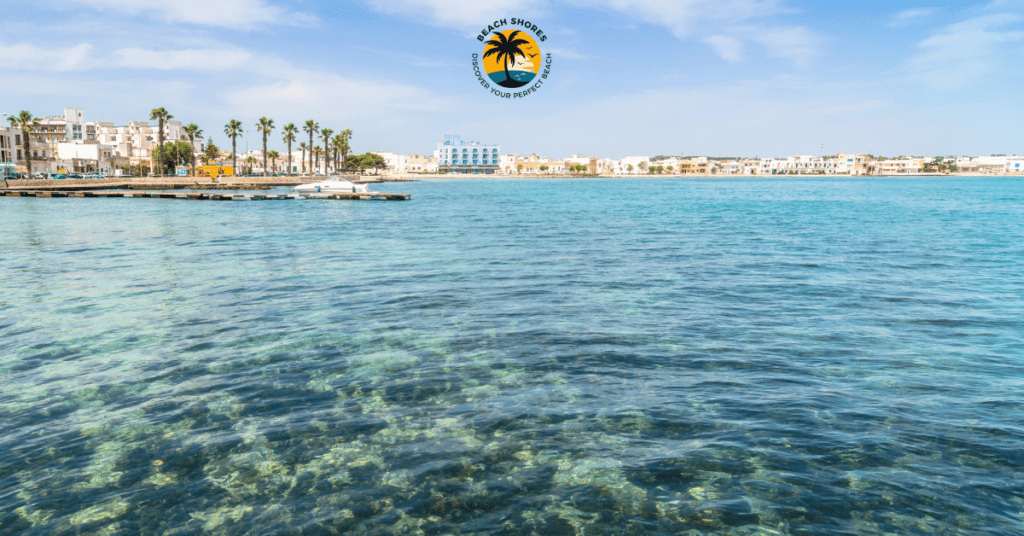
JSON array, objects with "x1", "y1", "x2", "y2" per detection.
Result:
[{"x1": 293, "y1": 177, "x2": 375, "y2": 194}]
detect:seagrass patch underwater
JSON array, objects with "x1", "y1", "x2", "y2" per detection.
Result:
[{"x1": 1, "y1": 177, "x2": 1023, "y2": 535}]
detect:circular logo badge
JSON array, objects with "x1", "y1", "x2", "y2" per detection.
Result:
[
  {"x1": 483, "y1": 30, "x2": 541, "y2": 89},
  {"x1": 472, "y1": 19, "x2": 551, "y2": 99}
]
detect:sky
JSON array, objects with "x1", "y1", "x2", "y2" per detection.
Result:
[{"x1": 2, "y1": 0, "x2": 1022, "y2": 158}]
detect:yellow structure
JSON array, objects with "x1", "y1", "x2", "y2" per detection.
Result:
[{"x1": 195, "y1": 165, "x2": 235, "y2": 179}]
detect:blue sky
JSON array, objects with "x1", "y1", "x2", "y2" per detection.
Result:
[{"x1": 3, "y1": 0, "x2": 1022, "y2": 158}]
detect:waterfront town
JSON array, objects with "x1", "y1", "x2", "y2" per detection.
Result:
[{"x1": 2, "y1": 107, "x2": 1022, "y2": 180}]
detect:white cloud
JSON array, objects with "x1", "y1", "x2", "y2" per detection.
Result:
[
  {"x1": 63, "y1": 0, "x2": 316, "y2": 29},
  {"x1": 748, "y1": 25, "x2": 818, "y2": 67},
  {"x1": 568, "y1": 0, "x2": 787, "y2": 38},
  {"x1": 704, "y1": 26, "x2": 818, "y2": 65},
  {"x1": 816, "y1": 100, "x2": 893, "y2": 115},
  {"x1": 363, "y1": 0, "x2": 818, "y2": 66},
  {"x1": 545, "y1": 47, "x2": 587, "y2": 59},
  {"x1": 116, "y1": 47, "x2": 254, "y2": 70},
  {"x1": 704, "y1": 35, "x2": 743, "y2": 62},
  {"x1": 363, "y1": 0, "x2": 549, "y2": 32},
  {"x1": 911, "y1": 14, "x2": 1024, "y2": 89},
  {"x1": 0, "y1": 43, "x2": 94, "y2": 71},
  {"x1": 225, "y1": 76, "x2": 446, "y2": 118},
  {"x1": 890, "y1": 8, "x2": 935, "y2": 27}
]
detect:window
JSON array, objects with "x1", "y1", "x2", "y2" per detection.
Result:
[{"x1": 15, "y1": 135, "x2": 20, "y2": 145}]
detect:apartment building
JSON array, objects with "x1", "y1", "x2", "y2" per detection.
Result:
[
  {"x1": 871, "y1": 158, "x2": 925, "y2": 175},
  {"x1": 437, "y1": 135, "x2": 500, "y2": 174}
]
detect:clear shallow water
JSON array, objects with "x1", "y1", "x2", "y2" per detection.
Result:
[{"x1": 1, "y1": 178, "x2": 1022, "y2": 536}]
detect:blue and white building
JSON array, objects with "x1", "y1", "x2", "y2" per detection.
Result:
[{"x1": 436, "y1": 135, "x2": 500, "y2": 174}]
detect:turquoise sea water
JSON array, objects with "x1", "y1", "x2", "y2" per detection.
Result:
[
  {"x1": 1, "y1": 177, "x2": 1023, "y2": 535},
  {"x1": 488, "y1": 70, "x2": 536, "y2": 85}
]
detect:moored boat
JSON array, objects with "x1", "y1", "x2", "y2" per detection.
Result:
[{"x1": 293, "y1": 177, "x2": 374, "y2": 194}]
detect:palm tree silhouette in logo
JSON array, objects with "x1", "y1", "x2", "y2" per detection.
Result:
[{"x1": 484, "y1": 31, "x2": 531, "y2": 88}]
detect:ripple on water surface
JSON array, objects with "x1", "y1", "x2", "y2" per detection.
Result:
[{"x1": 1, "y1": 178, "x2": 1023, "y2": 535}]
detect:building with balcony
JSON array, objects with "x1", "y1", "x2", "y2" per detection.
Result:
[{"x1": 437, "y1": 135, "x2": 500, "y2": 174}]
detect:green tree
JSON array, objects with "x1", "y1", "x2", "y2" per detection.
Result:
[
  {"x1": 320, "y1": 128, "x2": 334, "y2": 175},
  {"x1": 200, "y1": 142, "x2": 220, "y2": 165},
  {"x1": 626, "y1": 164, "x2": 633, "y2": 173},
  {"x1": 149, "y1": 107, "x2": 173, "y2": 176},
  {"x1": 303, "y1": 120, "x2": 319, "y2": 175},
  {"x1": 182, "y1": 123, "x2": 203, "y2": 177},
  {"x1": 281, "y1": 123, "x2": 297, "y2": 175},
  {"x1": 483, "y1": 31, "x2": 530, "y2": 88},
  {"x1": 224, "y1": 120, "x2": 243, "y2": 176},
  {"x1": 363, "y1": 153, "x2": 387, "y2": 174},
  {"x1": 346, "y1": 153, "x2": 385, "y2": 174},
  {"x1": 153, "y1": 141, "x2": 195, "y2": 174},
  {"x1": 299, "y1": 142, "x2": 308, "y2": 174},
  {"x1": 7, "y1": 111, "x2": 38, "y2": 178},
  {"x1": 268, "y1": 150, "x2": 280, "y2": 174},
  {"x1": 257, "y1": 117, "x2": 275, "y2": 177},
  {"x1": 245, "y1": 155, "x2": 256, "y2": 175},
  {"x1": 666, "y1": 165, "x2": 674, "y2": 174},
  {"x1": 539, "y1": 165, "x2": 549, "y2": 172}
]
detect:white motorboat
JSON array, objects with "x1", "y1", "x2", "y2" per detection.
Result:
[{"x1": 293, "y1": 177, "x2": 374, "y2": 194}]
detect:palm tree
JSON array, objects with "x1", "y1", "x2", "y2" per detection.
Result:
[
  {"x1": 182, "y1": 123, "x2": 203, "y2": 178},
  {"x1": 224, "y1": 120, "x2": 243, "y2": 176},
  {"x1": 483, "y1": 31, "x2": 530, "y2": 88},
  {"x1": 320, "y1": 128, "x2": 334, "y2": 175},
  {"x1": 149, "y1": 108, "x2": 173, "y2": 176},
  {"x1": 257, "y1": 117, "x2": 274, "y2": 177},
  {"x1": 245, "y1": 155, "x2": 256, "y2": 175},
  {"x1": 7, "y1": 111, "x2": 38, "y2": 178},
  {"x1": 303, "y1": 120, "x2": 318, "y2": 175},
  {"x1": 281, "y1": 123, "x2": 297, "y2": 176},
  {"x1": 299, "y1": 142, "x2": 308, "y2": 174},
  {"x1": 340, "y1": 129, "x2": 352, "y2": 172},
  {"x1": 268, "y1": 150, "x2": 280, "y2": 174},
  {"x1": 314, "y1": 146, "x2": 322, "y2": 174},
  {"x1": 331, "y1": 134, "x2": 345, "y2": 172}
]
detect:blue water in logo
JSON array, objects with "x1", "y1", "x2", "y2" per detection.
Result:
[
  {"x1": 2, "y1": 178, "x2": 1023, "y2": 534},
  {"x1": 488, "y1": 70, "x2": 536, "y2": 85}
]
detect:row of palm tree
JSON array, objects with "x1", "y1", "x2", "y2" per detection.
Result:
[
  {"x1": 6, "y1": 107, "x2": 352, "y2": 179},
  {"x1": 221, "y1": 118, "x2": 353, "y2": 177}
]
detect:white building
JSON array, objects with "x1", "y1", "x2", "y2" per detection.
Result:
[
  {"x1": 872, "y1": 158, "x2": 925, "y2": 175},
  {"x1": 56, "y1": 142, "x2": 117, "y2": 174},
  {"x1": 1004, "y1": 157, "x2": 1024, "y2": 173},
  {"x1": 619, "y1": 156, "x2": 650, "y2": 174},
  {"x1": 0, "y1": 126, "x2": 20, "y2": 166},
  {"x1": 437, "y1": 135, "x2": 500, "y2": 174}
]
